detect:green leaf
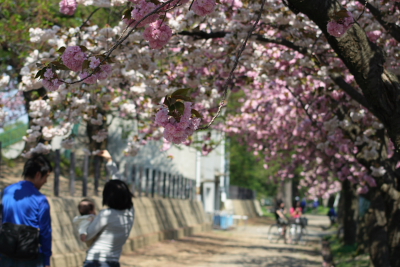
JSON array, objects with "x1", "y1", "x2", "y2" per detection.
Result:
[
  {"x1": 331, "y1": 9, "x2": 349, "y2": 21},
  {"x1": 175, "y1": 101, "x2": 185, "y2": 114},
  {"x1": 57, "y1": 46, "x2": 66, "y2": 53},
  {"x1": 34, "y1": 68, "x2": 46, "y2": 79},
  {"x1": 191, "y1": 109, "x2": 203, "y2": 118},
  {"x1": 82, "y1": 60, "x2": 90, "y2": 70},
  {"x1": 122, "y1": 7, "x2": 133, "y2": 19},
  {"x1": 170, "y1": 95, "x2": 193, "y2": 102},
  {"x1": 51, "y1": 61, "x2": 70, "y2": 70},
  {"x1": 164, "y1": 96, "x2": 176, "y2": 107},
  {"x1": 171, "y1": 88, "x2": 190, "y2": 97},
  {"x1": 79, "y1": 45, "x2": 88, "y2": 52}
]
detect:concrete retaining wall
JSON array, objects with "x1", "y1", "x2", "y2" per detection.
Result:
[
  {"x1": 225, "y1": 199, "x2": 263, "y2": 218},
  {"x1": 49, "y1": 197, "x2": 211, "y2": 267}
]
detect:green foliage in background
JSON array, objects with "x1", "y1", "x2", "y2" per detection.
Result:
[
  {"x1": 0, "y1": 0, "x2": 123, "y2": 72},
  {"x1": 323, "y1": 234, "x2": 371, "y2": 267},
  {"x1": 0, "y1": 121, "x2": 28, "y2": 147},
  {"x1": 228, "y1": 135, "x2": 279, "y2": 198}
]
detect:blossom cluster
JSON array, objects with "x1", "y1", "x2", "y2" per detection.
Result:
[
  {"x1": 327, "y1": 11, "x2": 354, "y2": 38},
  {"x1": 155, "y1": 102, "x2": 201, "y2": 144},
  {"x1": 59, "y1": 0, "x2": 78, "y2": 15},
  {"x1": 22, "y1": 143, "x2": 52, "y2": 159}
]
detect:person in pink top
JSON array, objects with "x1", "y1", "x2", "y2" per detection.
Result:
[{"x1": 290, "y1": 201, "x2": 303, "y2": 219}]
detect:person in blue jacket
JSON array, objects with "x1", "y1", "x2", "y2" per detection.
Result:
[{"x1": 0, "y1": 154, "x2": 53, "y2": 267}]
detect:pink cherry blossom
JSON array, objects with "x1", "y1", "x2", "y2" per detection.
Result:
[
  {"x1": 59, "y1": 0, "x2": 78, "y2": 16},
  {"x1": 155, "y1": 102, "x2": 201, "y2": 144},
  {"x1": 61, "y1": 46, "x2": 86, "y2": 72},
  {"x1": 89, "y1": 56, "x2": 101, "y2": 69},
  {"x1": 80, "y1": 71, "x2": 98, "y2": 84},
  {"x1": 98, "y1": 64, "x2": 113, "y2": 80},
  {"x1": 131, "y1": 1, "x2": 160, "y2": 27},
  {"x1": 143, "y1": 20, "x2": 173, "y2": 49},
  {"x1": 192, "y1": 0, "x2": 216, "y2": 16},
  {"x1": 42, "y1": 78, "x2": 63, "y2": 91},
  {"x1": 327, "y1": 11, "x2": 354, "y2": 38},
  {"x1": 42, "y1": 69, "x2": 62, "y2": 91}
]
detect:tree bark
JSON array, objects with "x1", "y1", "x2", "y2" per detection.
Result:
[
  {"x1": 341, "y1": 179, "x2": 358, "y2": 245},
  {"x1": 364, "y1": 188, "x2": 391, "y2": 267},
  {"x1": 286, "y1": 0, "x2": 400, "y2": 152}
]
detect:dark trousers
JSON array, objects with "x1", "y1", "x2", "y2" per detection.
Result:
[
  {"x1": 83, "y1": 260, "x2": 120, "y2": 267},
  {"x1": 0, "y1": 254, "x2": 45, "y2": 267}
]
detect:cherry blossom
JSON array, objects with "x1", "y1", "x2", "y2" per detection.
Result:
[
  {"x1": 61, "y1": 46, "x2": 87, "y2": 71},
  {"x1": 192, "y1": 0, "x2": 216, "y2": 16},
  {"x1": 143, "y1": 20, "x2": 173, "y2": 49},
  {"x1": 59, "y1": 0, "x2": 78, "y2": 16}
]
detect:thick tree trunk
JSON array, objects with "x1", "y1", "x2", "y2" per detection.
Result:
[
  {"x1": 286, "y1": 0, "x2": 400, "y2": 152},
  {"x1": 364, "y1": 188, "x2": 391, "y2": 267},
  {"x1": 341, "y1": 179, "x2": 358, "y2": 245}
]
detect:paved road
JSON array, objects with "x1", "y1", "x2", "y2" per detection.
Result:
[{"x1": 120, "y1": 215, "x2": 331, "y2": 267}]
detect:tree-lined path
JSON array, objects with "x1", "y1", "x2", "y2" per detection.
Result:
[{"x1": 120, "y1": 215, "x2": 330, "y2": 267}]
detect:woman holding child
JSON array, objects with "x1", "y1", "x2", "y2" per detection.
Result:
[{"x1": 82, "y1": 150, "x2": 135, "y2": 267}]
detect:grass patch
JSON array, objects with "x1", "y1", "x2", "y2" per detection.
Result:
[
  {"x1": 323, "y1": 234, "x2": 371, "y2": 267},
  {"x1": 261, "y1": 206, "x2": 276, "y2": 219},
  {"x1": 305, "y1": 206, "x2": 330, "y2": 215}
]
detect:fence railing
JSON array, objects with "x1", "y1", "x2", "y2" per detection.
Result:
[
  {"x1": 0, "y1": 123, "x2": 28, "y2": 148},
  {"x1": 53, "y1": 149, "x2": 196, "y2": 199},
  {"x1": 228, "y1": 185, "x2": 256, "y2": 200}
]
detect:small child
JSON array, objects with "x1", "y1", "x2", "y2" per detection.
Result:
[{"x1": 73, "y1": 199, "x2": 96, "y2": 247}]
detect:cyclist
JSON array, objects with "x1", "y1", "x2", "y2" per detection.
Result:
[{"x1": 274, "y1": 200, "x2": 290, "y2": 243}]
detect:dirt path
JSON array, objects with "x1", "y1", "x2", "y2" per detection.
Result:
[{"x1": 120, "y1": 215, "x2": 331, "y2": 267}]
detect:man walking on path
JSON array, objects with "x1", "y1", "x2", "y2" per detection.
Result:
[{"x1": 0, "y1": 154, "x2": 53, "y2": 267}]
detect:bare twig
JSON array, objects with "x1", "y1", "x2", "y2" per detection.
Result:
[
  {"x1": 80, "y1": 8, "x2": 101, "y2": 30},
  {"x1": 197, "y1": 0, "x2": 266, "y2": 130},
  {"x1": 63, "y1": 0, "x2": 176, "y2": 85}
]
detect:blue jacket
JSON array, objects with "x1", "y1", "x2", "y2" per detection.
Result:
[{"x1": 2, "y1": 181, "x2": 52, "y2": 265}]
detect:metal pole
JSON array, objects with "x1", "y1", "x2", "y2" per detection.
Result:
[
  {"x1": 131, "y1": 165, "x2": 136, "y2": 197},
  {"x1": 94, "y1": 156, "x2": 101, "y2": 196},
  {"x1": 163, "y1": 172, "x2": 167, "y2": 198},
  {"x1": 151, "y1": 169, "x2": 156, "y2": 198},
  {"x1": 54, "y1": 149, "x2": 60, "y2": 197},
  {"x1": 138, "y1": 166, "x2": 142, "y2": 197},
  {"x1": 145, "y1": 168, "x2": 149, "y2": 197},
  {"x1": 172, "y1": 175, "x2": 176, "y2": 198},
  {"x1": 69, "y1": 151, "x2": 76, "y2": 196},
  {"x1": 157, "y1": 170, "x2": 162, "y2": 197},
  {"x1": 168, "y1": 173, "x2": 172, "y2": 198},
  {"x1": 82, "y1": 155, "x2": 89, "y2": 197}
]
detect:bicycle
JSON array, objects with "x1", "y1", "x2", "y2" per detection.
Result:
[
  {"x1": 267, "y1": 222, "x2": 288, "y2": 243},
  {"x1": 288, "y1": 217, "x2": 308, "y2": 244}
]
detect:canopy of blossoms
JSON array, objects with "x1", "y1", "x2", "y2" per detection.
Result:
[{"x1": 1, "y1": 0, "x2": 399, "y2": 199}]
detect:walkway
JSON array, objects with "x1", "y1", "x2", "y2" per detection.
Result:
[{"x1": 120, "y1": 215, "x2": 331, "y2": 267}]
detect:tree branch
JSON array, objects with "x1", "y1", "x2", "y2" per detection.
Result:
[
  {"x1": 286, "y1": 0, "x2": 400, "y2": 152},
  {"x1": 329, "y1": 74, "x2": 374, "y2": 114},
  {"x1": 357, "y1": 0, "x2": 400, "y2": 43}
]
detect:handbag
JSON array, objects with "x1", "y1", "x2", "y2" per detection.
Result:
[{"x1": 0, "y1": 222, "x2": 40, "y2": 260}]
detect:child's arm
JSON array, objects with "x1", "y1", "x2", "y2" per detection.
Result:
[{"x1": 80, "y1": 234, "x2": 87, "y2": 242}]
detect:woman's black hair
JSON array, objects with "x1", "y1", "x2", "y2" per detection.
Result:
[
  {"x1": 22, "y1": 154, "x2": 53, "y2": 179},
  {"x1": 275, "y1": 199, "x2": 284, "y2": 209},
  {"x1": 102, "y1": 180, "x2": 133, "y2": 210}
]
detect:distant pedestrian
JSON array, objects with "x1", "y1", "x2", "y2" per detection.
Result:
[
  {"x1": 0, "y1": 154, "x2": 53, "y2": 267},
  {"x1": 327, "y1": 207, "x2": 337, "y2": 226},
  {"x1": 313, "y1": 198, "x2": 319, "y2": 209},
  {"x1": 300, "y1": 198, "x2": 307, "y2": 213},
  {"x1": 83, "y1": 149, "x2": 134, "y2": 267},
  {"x1": 73, "y1": 199, "x2": 97, "y2": 247}
]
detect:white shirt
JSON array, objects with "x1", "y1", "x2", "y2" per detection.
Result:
[
  {"x1": 85, "y1": 207, "x2": 135, "y2": 262},
  {"x1": 73, "y1": 214, "x2": 96, "y2": 247}
]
